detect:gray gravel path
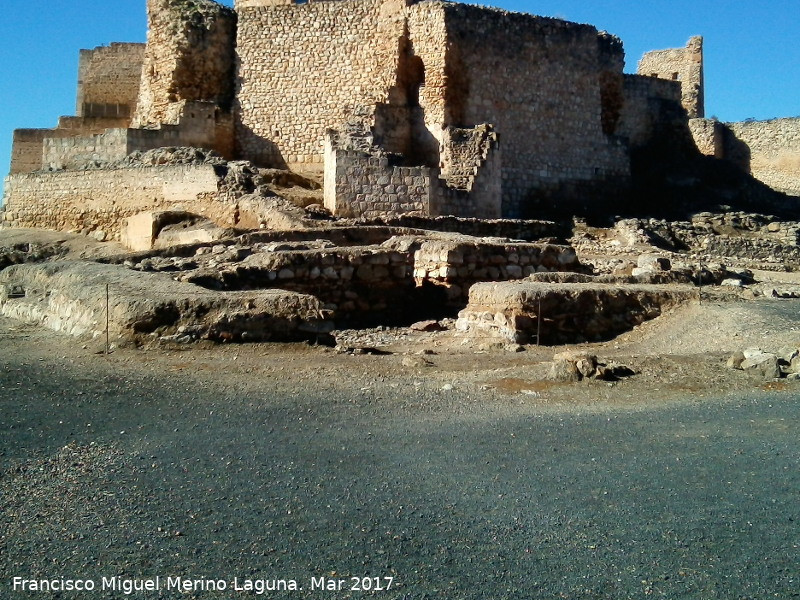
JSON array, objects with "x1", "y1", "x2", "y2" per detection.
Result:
[{"x1": 1, "y1": 322, "x2": 799, "y2": 599}]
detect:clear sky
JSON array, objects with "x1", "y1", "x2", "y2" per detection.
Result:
[{"x1": 1, "y1": 0, "x2": 797, "y2": 178}]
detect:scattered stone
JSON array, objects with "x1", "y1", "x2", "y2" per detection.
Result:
[
  {"x1": 740, "y1": 349, "x2": 781, "y2": 379},
  {"x1": 726, "y1": 351, "x2": 746, "y2": 370},
  {"x1": 410, "y1": 320, "x2": 445, "y2": 332},
  {"x1": 402, "y1": 356, "x2": 433, "y2": 368},
  {"x1": 546, "y1": 359, "x2": 581, "y2": 383}
]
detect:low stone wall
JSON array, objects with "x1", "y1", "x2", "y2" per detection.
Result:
[
  {"x1": 360, "y1": 215, "x2": 569, "y2": 242},
  {"x1": 129, "y1": 234, "x2": 587, "y2": 326},
  {"x1": 181, "y1": 245, "x2": 425, "y2": 326},
  {"x1": 324, "y1": 144, "x2": 433, "y2": 218},
  {"x1": 414, "y1": 239, "x2": 583, "y2": 303},
  {"x1": 2, "y1": 165, "x2": 223, "y2": 240},
  {"x1": 456, "y1": 280, "x2": 694, "y2": 344}
]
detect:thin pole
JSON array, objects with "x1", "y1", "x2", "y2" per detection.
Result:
[
  {"x1": 536, "y1": 297, "x2": 542, "y2": 346},
  {"x1": 698, "y1": 259, "x2": 703, "y2": 305},
  {"x1": 105, "y1": 283, "x2": 110, "y2": 355}
]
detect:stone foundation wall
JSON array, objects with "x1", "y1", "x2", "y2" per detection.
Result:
[
  {"x1": 76, "y1": 43, "x2": 146, "y2": 119},
  {"x1": 457, "y1": 281, "x2": 694, "y2": 344},
  {"x1": 413, "y1": 239, "x2": 582, "y2": 303},
  {"x1": 2, "y1": 165, "x2": 223, "y2": 239}
]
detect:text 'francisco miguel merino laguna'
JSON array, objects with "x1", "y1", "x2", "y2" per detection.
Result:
[{"x1": 12, "y1": 575, "x2": 396, "y2": 594}]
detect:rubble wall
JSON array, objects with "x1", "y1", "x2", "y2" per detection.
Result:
[
  {"x1": 235, "y1": 0, "x2": 403, "y2": 169},
  {"x1": 724, "y1": 118, "x2": 800, "y2": 197},
  {"x1": 76, "y1": 43, "x2": 146, "y2": 119},
  {"x1": 440, "y1": 4, "x2": 631, "y2": 217},
  {"x1": 132, "y1": 0, "x2": 237, "y2": 128},
  {"x1": 637, "y1": 36, "x2": 704, "y2": 118},
  {"x1": 2, "y1": 165, "x2": 222, "y2": 239},
  {"x1": 619, "y1": 75, "x2": 685, "y2": 149}
]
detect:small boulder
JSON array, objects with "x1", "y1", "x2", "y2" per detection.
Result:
[
  {"x1": 741, "y1": 350, "x2": 781, "y2": 380},
  {"x1": 727, "y1": 351, "x2": 746, "y2": 370},
  {"x1": 546, "y1": 359, "x2": 581, "y2": 383},
  {"x1": 410, "y1": 320, "x2": 445, "y2": 332}
]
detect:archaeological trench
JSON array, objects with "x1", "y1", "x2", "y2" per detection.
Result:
[{"x1": 2, "y1": 0, "x2": 800, "y2": 381}]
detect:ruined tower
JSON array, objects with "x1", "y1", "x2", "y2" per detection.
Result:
[
  {"x1": 131, "y1": 0, "x2": 238, "y2": 128},
  {"x1": 637, "y1": 36, "x2": 705, "y2": 118}
]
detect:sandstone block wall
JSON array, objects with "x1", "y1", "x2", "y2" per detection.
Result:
[
  {"x1": 2, "y1": 165, "x2": 223, "y2": 239},
  {"x1": 637, "y1": 36, "x2": 704, "y2": 118},
  {"x1": 76, "y1": 43, "x2": 146, "y2": 120},
  {"x1": 440, "y1": 4, "x2": 630, "y2": 217},
  {"x1": 413, "y1": 239, "x2": 582, "y2": 303}
]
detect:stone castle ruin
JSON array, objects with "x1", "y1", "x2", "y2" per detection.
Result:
[{"x1": 2, "y1": 0, "x2": 799, "y2": 240}]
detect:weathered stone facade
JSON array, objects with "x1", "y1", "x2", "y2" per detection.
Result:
[
  {"x1": 637, "y1": 36, "x2": 704, "y2": 119},
  {"x1": 131, "y1": 0, "x2": 237, "y2": 128},
  {"x1": 4, "y1": 0, "x2": 799, "y2": 234},
  {"x1": 76, "y1": 43, "x2": 146, "y2": 120},
  {"x1": 689, "y1": 117, "x2": 800, "y2": 197}
]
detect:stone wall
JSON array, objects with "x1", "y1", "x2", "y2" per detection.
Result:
[
  {"x1": 637, "y1": 36, "x2": 704, "y2": 118},
  {"x1": 440, "y1": 4, "x2": 631, "y2": 217},
  {"x1": 688, "y1": 118, "x2": 723, "y2": 157},
  {"x1": 76, "y1": 43, "x2": 146, "y2": 119},
  {"x1": 132, "y1": 0, "x2": 237, "y2": 128},
  {"x1": 324, "y1": 141, "x2": 433, "y2": 219},
  {"x1": 723, "y1": 118, "x2": 800, "y2": 197},
  {"x1": 235, "y1": 0, "x2": 403, "y2": 170},
  {"x1": 413, "y1": 239, "x2": 582, "y2": 303},
  {"x1": 42, "y1": 102, "x2": 233, "y2": 170},
  {"x1": 9, "y1": 130, "x2": 50, "y2": 175},
  {"x1": 619, "y1": 75, "x2": 685, "y2": 149},
  {"x1": 2, "y1": 165, "x2": 224, "y2": 239}
]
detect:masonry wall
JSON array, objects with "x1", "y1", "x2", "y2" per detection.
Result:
[
  {"x1": 133, "y1": 0, "x2": 237, "y2": 128},
  {"x1": 1, "y1": 165, "x2": 223, "y2": 239},
  {"x1": 637, "y1": 36, "x2": 704, "y2": 118},
  {"x1": 76, "y1": 43, "x2": 146, "y2": 119},
  {"x1": 235, "y1": 0, "x2": 404, "y2": 169},
  {"x1": 439, "y1": 4, "x2": 631, "y2": 218},
  {"x1": 324, "y1": 141, "x2": 432, "y2": 218},
  {"x1": 618, "y1": 75, "x2": 685, "y2": 149},
  {"x1": 724, "y1": 118, "x2": 800, "y2": 196}
]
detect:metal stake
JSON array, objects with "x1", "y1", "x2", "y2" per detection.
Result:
[{"x1": 105, "y1": 283, "x2": 110, "y2": 355}]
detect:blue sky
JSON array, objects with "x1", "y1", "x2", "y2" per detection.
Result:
[{"x1": 1, "y1": 0, "x2": 797, "y2": 178}]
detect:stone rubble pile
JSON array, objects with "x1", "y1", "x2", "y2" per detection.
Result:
[{"x1": 727, "y1": 347, "x2": 800, "y2": 381}]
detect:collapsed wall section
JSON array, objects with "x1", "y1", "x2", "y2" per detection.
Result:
[{"x1": 439, "y1": 4, "x2": 631, "y2": 218}]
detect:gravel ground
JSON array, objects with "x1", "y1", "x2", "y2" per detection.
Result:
[{"x1": 1, "y1": 307, "x2": 799, "y2": 600}]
